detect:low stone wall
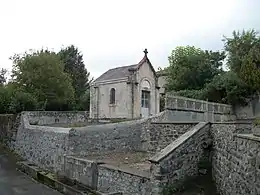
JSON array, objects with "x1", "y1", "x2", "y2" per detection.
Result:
[
  {"x1": 211, "y1": 122, "x2": 256, "y2": 195},
  {"x1": 149, "y1": 122, "x2": 211, "y2": 194},
  {"x1": 26, "y1": 111, "x2": 89, "y2": 125},
  {"x1": 145, "y1": 122, "x2": 197, "y2": 152},
  {"x1": 98, "y1": 164, "x2": 150, "y2": 195},
  {"x1": 165, "y1": 94, "x2": 235, "y2": 122},
  {"x1": 14, "y1": 113, "x2": 72, "y2": 173},
  {"x1": 62, "y1": 155, "x2": 150, "y2": 195},
  {"x1": 0, "y1": 114, "x2": 16, "y2": 144},
  {"x1": 68, "y1": 121, "x2": 144, "y2": 156},
  {"x1": 63, "y1": 156, "x2": 98, "y2": 189}
]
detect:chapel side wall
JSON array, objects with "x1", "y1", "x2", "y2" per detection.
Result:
[
  {"x1": 97, "y1": 82, "x2": 131, "y2": 118},
  {"x1": 211, "y1": 123, "x2": 258, "y2": 195},
  {"x1": 137, "y1": 62, "x2": 160, "y2": 116}
]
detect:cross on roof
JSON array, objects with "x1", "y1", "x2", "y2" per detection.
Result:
[{"x1": 143, "y1": 48, "x2": 148, "y2": 56}]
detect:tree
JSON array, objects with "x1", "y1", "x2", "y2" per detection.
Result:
[
  {"x1": 166, "y1": 46, "x2": 225, "y2": 91},
  {"x1": 11, "y1": 49, "x2": 75, "y2": 110},
  {"x1": 240, "y1": 41, "x2": 260, "y2": 90},
  {"x1": 202, "y1": 72, "x2": 254, "y2": 105},
  {"x1": 59, "y1": 45, "x2": 92, "y2": 104},
  {"x1": 223, "y1": 29, "x2": 260, "y2": 74},
  {"x1": 0, "y1": 68, "x2": 7, "y2": 85}
]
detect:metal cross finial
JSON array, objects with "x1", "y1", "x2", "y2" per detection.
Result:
[{"x1": 143, "y1": 48, "x2": 148, "y2": 56}]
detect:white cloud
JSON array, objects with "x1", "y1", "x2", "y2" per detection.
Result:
[{"x1": 0, "y1": 0, "x2": 259, "y2": 79}]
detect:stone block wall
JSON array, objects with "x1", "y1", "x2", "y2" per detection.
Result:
[
  {"x1": 62, "y1": 155, "x2": 150, "y2": 195},
  {"x1": 149, "y1": 122, "x2": 211, "y2": 194},
  {"x1": 98, "y1": 164, "x2": 151, "y2": 195},
  {"x1": 145, "y1": 122, "x2": 197, "y2": 153},
  {"x1": 211, "y1": 122, "x2": 257, "y2": 195},
  {"x1": 68, "y1": 121, "x2": 144, "y2": 156},
  {"x1": 63, "y1": 156, "x2": 98, "y2": 189},
  {"x1": 165, "y1": 94, "x2": 235, "y2": 122},
  {"x1": 0, "y1": 114, "x2": 16, "y2": 144},
  {"x1": 26, "y1": 111, "x2": 89, "y2": 125},
  {"x1": 14, "y1": 113, "x2": 72, "y2": 172}
]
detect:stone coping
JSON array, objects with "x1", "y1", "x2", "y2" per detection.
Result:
[
  {"x1": 65, "y1": 155, "x2": 150, "y2": 179},
  {"x1": 235, "y1": 134, "x2": 260, "y2": 142},
  {"x1": 98, "y1": 163, "x2": 150, "y2": 179},
  {"x1": 149, "y1": 122, "x2": 209, "y2": 163},
  {"x1": 151, "y1": 121, "x2": 199, "y2": 124},
  {"x1": 17, "y1": 161, "x2": 122, "y2": 195},
  {"x1": 74, "y1": 111, "x2": 167, "y2": 131},
  {"x1": 22, "y1": 113, "x2": 72, "y2": 133},
  {"x1": 212, "y1": 121, "x2": 252, "y2": 124}
]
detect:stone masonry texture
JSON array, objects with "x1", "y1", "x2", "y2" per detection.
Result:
[
  {"x1": 211, "y1": 122, "x2": 259, "y2": 195},
  {"x1": 26, "y1": 111, "x2": 89, "y2": 125},
  {"x1": 146, "y1": 122, "x2": 196, "y2": 152},
  {"x1": 3, "y1": 109, "x2": 260, "y2": 195},
  {"x1": 149, "y1": 123, "x2": 211, "y2": 194},
  {"x1": 97, "y1": 164, "x2": 151, "y2": 195}
]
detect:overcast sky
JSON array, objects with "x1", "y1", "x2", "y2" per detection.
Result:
[{"x1": 0, "y1": 0, "x2": 259, "y2": 79}]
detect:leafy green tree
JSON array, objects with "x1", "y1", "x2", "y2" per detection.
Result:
[
  {"x1": 0, "y1": 68, "x2": 7, "y2": 85},
  {"x1": 202, "y1": 72, "x2": 254, "y2": 105},
  {"x1": 11, "y1": 49, "x2": 75, "y2": 110},
  {"x1": 223, "y1": 29, "x2": 260, "y2": 74},
  {"x1": 166, "y1": 46, "x2": 225, "y2": 91},
  {"x1": 59, "y1": 45, "x2": 93, "y2": 104},
  {"x1": 240, "y1": 42, "x2": 260, "y2": 91}
]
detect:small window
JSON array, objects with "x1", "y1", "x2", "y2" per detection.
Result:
[{"x1": 110, "y1": 88, "x2": 116, "y2": 104}]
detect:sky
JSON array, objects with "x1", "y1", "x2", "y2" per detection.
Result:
[{"x1": 0, "y1": 0, "x2": 260, "y2": 79}]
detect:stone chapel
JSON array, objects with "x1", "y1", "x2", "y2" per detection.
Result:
[{"x1": 89, "y1": 49, "x2": 166, "y2": 119}]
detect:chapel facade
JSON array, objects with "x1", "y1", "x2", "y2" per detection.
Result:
[{"x1": 89, "y1": 49, "x2": 166, "y2": 119}]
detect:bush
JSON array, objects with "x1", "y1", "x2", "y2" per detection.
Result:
[{"x1": 8, "y1": 91, "x2": 38, "y2": 113}]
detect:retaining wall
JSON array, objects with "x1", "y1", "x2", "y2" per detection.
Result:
[
  {"x1": 211, "y1": 122, "x2": 257, "y2": 195},
  {"x1": 14, "y1": 113, "x2": 72, "y2": 172},
  {"x1": 26, "y1": 111, "x2": 89, "y2": 125},
  {"x1": 149, "y1": 122, "x2": 211, "y2": 194},
  {"x1": 165, "y1": 95, "x2": 235, "y2": 122},
  {"x1": 63, "y1": 155, "x2": 150, "y2": 195}
]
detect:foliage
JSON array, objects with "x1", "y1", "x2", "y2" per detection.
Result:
[
  {"x1": 0, "y1": 84, "x2": 38, "y2": 114},
  {"x1": 167, "y1": 30, "x2": 260, "y2": 106},
  {"x1": 159, "y1": 94, "x2": 165, "y2": 112},
  {"x1": 166, "y1": 46, "x2": 225, "y2": 92},
  {"x1": 11, "y1": 49, "x2": 75, "y2": 111},
  {"x1": 223, "y1": 29, "x2": 260, "y2": 74},
  {"x1": 74, "y1": 89, "x2": 90, "y2": 111},
  {"x1": 59, "y1": 45, "x2": 93, "y2": 103},
  {"x1": 203, "y1": 72, "x2": 254, "y2": 105},
  {"x1": 253, "y1": 118, "x2": 260, "y2": 126},
  {"x1": 8, "y1": 90, "x2": 38, "y2": 113},
  {"x1": 240, "y1": 44, "x2": 260, "y2": 90},
  {"x1": 0, "y1": 68, "x2": 7, "y2": 85}
]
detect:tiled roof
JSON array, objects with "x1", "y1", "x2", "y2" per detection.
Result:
[
  {"x1": 94, "y1": 64, "x2": 137, "y2": 82},
  {"x1": 94, "y1": 49, "x2": 157, "y2": 83}
]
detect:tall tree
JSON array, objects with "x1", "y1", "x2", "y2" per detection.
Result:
[
  {"x1": 11, "y1": 49, "x2": 75, "y2": 110},
  {"x1": 59, "y1": 45, "x2": 92, "y2": 103},
  {"x1": 223, "y1": 29, "x2": 260, "y2": 74},
  {"x1": 0, "y1": 68, "x2": 7, "y2": 85},
  {"x1": 166, "y1": 46, "x2": 225, "y2": 91}
]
